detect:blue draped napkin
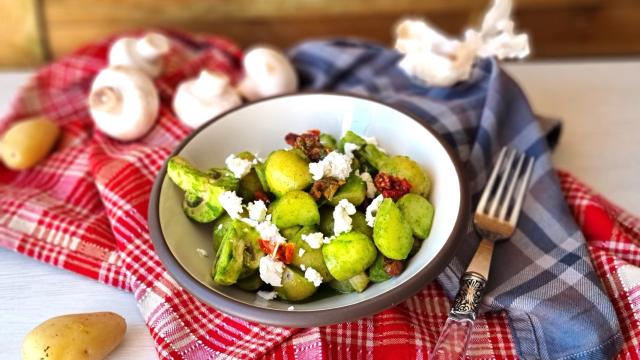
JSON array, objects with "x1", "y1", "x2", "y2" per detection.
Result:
[{"x1": 289, "y1": 39, "x2": 622, "y2": 359}]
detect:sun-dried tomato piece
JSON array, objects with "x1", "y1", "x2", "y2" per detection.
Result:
[
  {"x1": 309, "y1": 177, "x2": 346, "y2": 201},
  {"x1": 383, "y1": 257, "x2": 404, "y2": 276},
  {"x1": 258, "y1": 239, "x2": 295, "y2": 264},
  {"x1": 374, "y1": 172, "x2": 412, "y2": 200},
  {"x1": 284, "y1": 130, "x2": 330, "y2": 161},
  {"x1": 254, "y1": 190, "x2": 271, "y2": 204}
]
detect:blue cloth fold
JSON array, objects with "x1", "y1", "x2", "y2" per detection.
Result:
[{"x1": 289, "y1": 39, "x2": 622, "y2": 360}]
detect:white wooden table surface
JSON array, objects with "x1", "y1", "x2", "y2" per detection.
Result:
[{"x1": 1, "y1": 61, "x2": 639, "y2": 359}]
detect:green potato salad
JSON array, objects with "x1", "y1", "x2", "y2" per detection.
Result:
[{"x1": 166, "y1": 129, "x2": 435, "y2": 303}]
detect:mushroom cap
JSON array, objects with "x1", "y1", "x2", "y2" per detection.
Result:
[
  {"x1": 172, "y1": 70, "x2": 242, "y2": 129},
  {"x1": 238, "y1": 46, "x2": 298, "y2": 101},
  {"x1": 89, "y1": 66, "x2": 159, "y2": 141},
  {"x1": 108, "y1": 33, "x2": 170, "y2": 77}
]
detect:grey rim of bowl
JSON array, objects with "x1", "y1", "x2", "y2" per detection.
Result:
[{"x1": 148, "y1": 91, "x2": 470, "y2": 328}]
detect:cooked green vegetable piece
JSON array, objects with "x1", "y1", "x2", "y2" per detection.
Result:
[
  {"x1": 213, "y1": 226, "x2": 245, "y2": 285},
  {"x1": 352, "y1": 211, "x2": 373, "y2": 238},
  {"x1": 319, "y1": 133, "x2": 337, "y2": 149},
  {"x1": 318, "y1": 206, "x2": 334, "y2": 237},
  {"x1": 347, "y1": 272, "x2": 369, "y2": 292},
  {"x1": 323, "y1": 231, "x2": 377, "y2": 281},
  {"x1": 265, "y1": 150, "x2": 313, "y2": 197},
  {"x1": 369, "y1": 254, "x2": 391, "y2": 283},
  {"x1": 328, "y1": 174, "x2": 366, "y2": 206},
  {"x1": 328, "y1": 272, "x2": 369, "y2": 293},
  {"x1": 183, "y1": 191, "x2": 221, "y2": 222},
  {"x1": 233, "y1": 152, "x2": 265, "y2": 202},
  {"x1": 281, "y1": 226, "x2": 302, "y2": 240},
  {"x1": 168, "y1": 157, "x2": 238, "y2": 222},
  {"x1": 212, "y1": 214, "x2": 233, "y2": 254},
  {"x1": 328, "y1": 279, "x2": 354, "y2": 293},
  {"x1": 271, "y1": 190, "x2": 320, "y2": 228},
  {"x1": 373, "y1": 199, "x2": 414, "y2": 260},
  {"x1": 290, "y1": 226, "x2": 333, "y2": 280},
  {"x1": 233, "y1": 220, "x2": 264, "y2": 272},
  {"x1": 253, "y1": 162, "x2": 270, "y2": 193},
  {"x1": 236, "y1": 273, "x2": 264, "y2": 291},
  {"x1": 276, "y1": 266, "x2": 317, "y2": 301},
  {"x1": 360, "y1": 144, "x2": 388, "y2": 169},
  {"x1": 337, "y1": 130, "x2": 367, "y2": 151},
  {"x1": 396, "y1": 193, "x2": 435, "y2": 239}
]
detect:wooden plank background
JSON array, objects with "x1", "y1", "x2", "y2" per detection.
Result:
[{"x1": 1, "y1": 0, "x2": 639, "y2": 68}]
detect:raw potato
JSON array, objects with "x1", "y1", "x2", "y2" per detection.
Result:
[
  {"x1": 0, "y1": 117, "x2": 60, "y2": 170},
  {"x1": 22, "y1": 312, "x2": 126, "y2": 360}
]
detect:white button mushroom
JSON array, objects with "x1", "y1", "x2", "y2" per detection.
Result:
[
  {"x1": 172, "y1": 69, "x2": 242, "y2": 129},
  {"x1": 237, "y1": 46, "x2": 298, "y2": 101},
  {"x1": 108, "y1": 32, "x2": 170, "y2": 78},
  {"x1": 88, "y1": 66, "x2": 159, "y2": 141}
]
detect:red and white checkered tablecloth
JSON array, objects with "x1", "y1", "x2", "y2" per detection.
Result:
[{"x1": 0, "y1": 31, "x2": 638, "y2": 359}]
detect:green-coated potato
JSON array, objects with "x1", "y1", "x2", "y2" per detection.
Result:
[
  {"x1": 322, "y1": 231, "x2": 377, "y2": 281},
  {"x1": 271, "y1": 191, "x2": 320, "y2": 228},
  {"x1": 380, "y1": 156, "x2": 431, "y2": 196},
  {"x1": 368, "y1": 254, "x2": 391, "y2": 283},
  {"x1": 318, "y1": 206, "x2": 334, "y2": 237},
  {"x1": 236, "y1": 273, "x2": 264, "y2": 291},
  {"x1": 351, "y1": 211, "x2": 373, "y2": 238},
  {"x1": 212, "y1": 227, "x2": 245, "y2": 285},
  {"x1": 212, "y1": 214, "x2": 233, "y2": 254},
  {"x1": 328, "y1": 174, "x2": 366, "y2": 206},
  {"x1": 373, "y1": 199, "x2": 414, "y2": 260},
  {"x1": 290, "y1": 226, "x2": 332, "y2": 280},
  {"x1": 237, "y1": 169, "x2": 263, "y2": 202},
  {"x1": 275, "y1": 266, "x2": 317, "y2": 301},
  {"x1": 264, "y1": 150, "x2": 313, "y2": 197},
  {"x1": 183, "y1": 191, "x2": 222, "y2": 223},
  {"x1": 396, "y1": 193, "x2": 435, "y2": 239}
]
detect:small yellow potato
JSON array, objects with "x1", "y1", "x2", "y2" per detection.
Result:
[
  {"x1": 22, "y1": 312, "x2": 126, "y2": 360},
  {"x1": 0, "y1": 117, "x2": 60, "y2": 170}
]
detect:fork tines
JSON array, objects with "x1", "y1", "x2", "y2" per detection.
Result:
[{"x1": 476, "y1": 147, "x2": 535, "y2": 226}]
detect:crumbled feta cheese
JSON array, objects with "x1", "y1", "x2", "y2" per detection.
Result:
[
  {"x1": 257, "y1": 290, "x2": 277, "y2": 300},
  {"x1": 308, "y1": 151, "x2": 352, "y2": 181},
  {"x1": 301, "y1": 232, "x2": 324, "y2": 249},
  {"x1": 333, "y1": 199, "x2": 356, "y2": 235},
  {"x1": 323, "y1": 236, "x2": 335, "y2": 244},
  {"x1": 259, "y1": 256, "x2": 284, "y2": 287},
  {"x1": 255, "y1": 220, "x2": 286, "y2": 244},
  {"x1": 225, "y1": 154, "x2": 253, "y2": 179},
  {"x1": 218, "y1": 191, "x2": 243, "y2": 219},
  {"x1": 343, "y1": 142, "x2": 360, "y2": 157},
  {"x1": 298, "y1": 248, "x2": 306, "y2": 257},
  {"x1": 287, "y1": 306, "x2": 295, "y2": 311},
  {"x1": 247, "y1": 200, "x2": 267, "y2": 222},
  {"x1": 304, "y1": 267, "x2": 323, "y2": 287},
  {"x1": 240, "y1": 218, "x2": 259, "y2": 227},
  {"x1": 217, "y1": 224, "x2": 223, "y2": 230},
  {"x1": 300, "y1": 264, "x2": 307, "y2": 271},
  {"x1": 359, "y1": 171, "x2": 377, "y2": 198},
  {"x1": 196, "y1": 248, "x2": 208, "y2": 257},
  {"x1": 366, "y1": 195, "x2": 384, "y2": 227}
]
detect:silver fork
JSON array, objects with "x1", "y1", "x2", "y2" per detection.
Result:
[{"x1": 430, "y1": 147, "x2": 535, "y2": 360}]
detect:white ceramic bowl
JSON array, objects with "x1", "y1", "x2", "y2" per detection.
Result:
[{"x1": 149, "y1": 92, "x2": 469, "y2": 327}]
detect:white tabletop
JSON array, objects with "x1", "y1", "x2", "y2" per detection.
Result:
[{"x1": 1, "y1": 62, "x2": 638, "y2": 359}]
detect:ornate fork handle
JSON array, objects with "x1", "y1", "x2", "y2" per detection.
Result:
[{"x1": 430, "y1": 272, "x2": 487, "y2": 360}]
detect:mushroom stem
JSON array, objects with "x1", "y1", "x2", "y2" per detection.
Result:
[
  {"x1": 89, "y1": 86, "x2": 123, "y2": 113},
  {"x1": 135, "y1": 33, "x2": 170, "y2": 60}
]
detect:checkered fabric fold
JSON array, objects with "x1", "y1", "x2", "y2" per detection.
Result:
[{"x1": 0, "y1": 32, "x2": 634, "y2": 359}]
